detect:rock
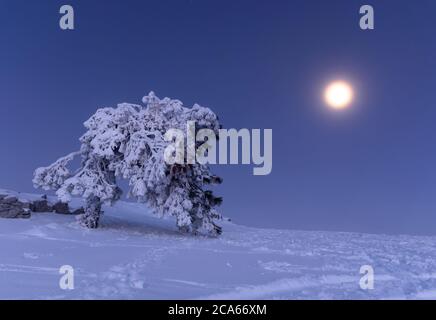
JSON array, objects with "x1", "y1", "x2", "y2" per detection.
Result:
[
  {"x1": 53, "y1": 201, "x2": 70, "y2": 214},
  {"x1": 30, "y1": 199, "x2": 53, "y2": 213},
  {"x1": 72, "y1": 207, "x2": 85, "y2": 215},
  {"x1": 21, "y1": 201, "x2": 30, "y2": 209},
  {"x1": 19, "y1": 209, "x2": 31, "y2": 219},
  {"x1": 0, "y1": 201, "x2": 31, "y2": 219},
  {"x1": 0, "y1": 192, "x2": 84, "y2": 219},
  {"x1": 0, "y1": 193, "x2": 32, "y2": 219},
  {"x1": 3, "y1": 196, "x2": 18, "y2": 204}
]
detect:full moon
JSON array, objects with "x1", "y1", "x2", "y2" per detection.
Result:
[{"x1": 324, "y1": 81, "x2": 354, "y2": 110}]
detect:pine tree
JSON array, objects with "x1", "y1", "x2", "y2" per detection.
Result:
[{"x1": 33, "y1": 92, "x2": 223, "y2": 236}]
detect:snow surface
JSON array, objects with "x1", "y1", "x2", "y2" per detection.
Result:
[{"x1": 1, "y1": 189, "x2": 436, "y2": 300}]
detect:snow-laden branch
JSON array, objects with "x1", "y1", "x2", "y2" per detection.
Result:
[{"x1": 33, "y1": 151, "x2": 81, "y2": 191}]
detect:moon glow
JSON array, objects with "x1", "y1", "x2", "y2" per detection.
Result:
[{"x1": 324, "y1": 81, "x2": 354, "y2": 110}]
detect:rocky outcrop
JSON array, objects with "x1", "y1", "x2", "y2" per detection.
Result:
[
  {"x1": 29, "y1": 195, "x2": 52, "y2": 213},
  {"x1": 0, "y1": 194, "x2": 31, "y2": 219},
  {"x1": 52, "y1": 201, "x2": 70, "y2": 214},
  {"x1": 0, "y1": 192, "x2": 84, "y2": 219}
]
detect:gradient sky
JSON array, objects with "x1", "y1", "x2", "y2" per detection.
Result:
[{"x1": 1, "y1": 0, "x2": 436, "y2": 235}]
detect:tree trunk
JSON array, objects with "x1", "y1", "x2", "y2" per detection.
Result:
[{"x1": 80, "y1": 195, "x2": 102, "y2": 229}]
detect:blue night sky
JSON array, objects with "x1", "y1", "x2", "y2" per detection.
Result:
[{"x1": 1, "y1": 0, "x2": 436, "y2": 235}]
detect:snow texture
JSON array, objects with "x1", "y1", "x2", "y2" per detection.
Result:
[{"x1": 1, "y1": 189, "x2": 436, "y2": 300}]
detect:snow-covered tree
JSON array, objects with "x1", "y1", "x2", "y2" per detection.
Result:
[{"x1": 33, "y1": 92, "x2": 223, "y2": 236}]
